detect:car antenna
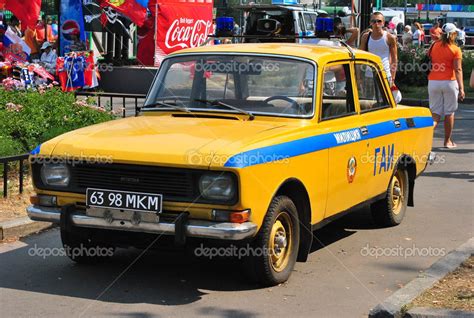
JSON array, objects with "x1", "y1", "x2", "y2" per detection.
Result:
[{"x1": 339, "y1": 40, "x2": 355, "y2": 60}]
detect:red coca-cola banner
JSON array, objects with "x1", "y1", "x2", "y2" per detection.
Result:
[{"x1": 154, "y1": 0, "x2": 213, "y2": 66}]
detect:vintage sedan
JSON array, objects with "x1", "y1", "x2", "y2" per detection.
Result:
[{"x1": 28, "y1": 43, "x2": 434, "y2": 286}]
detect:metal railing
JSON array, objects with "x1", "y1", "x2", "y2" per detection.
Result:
[
  {"x1": 75, "y1": 91, "x2": 146, "y2": 118},
  {"x1": 1, "y1": 154, "x2": 29, "y2": 198}
]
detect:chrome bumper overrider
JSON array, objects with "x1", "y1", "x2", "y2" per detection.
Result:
[{"x1": 27, "y1": 205, "x2": 258, "y2": 240}]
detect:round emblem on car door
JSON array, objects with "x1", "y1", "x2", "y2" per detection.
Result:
[{"x1": 347, "y1": 156, "x2": 357, "y2": 183}]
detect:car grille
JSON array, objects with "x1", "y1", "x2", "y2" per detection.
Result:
[
  {"x1": 72, "y1": 164, "x2": 195, "y2": 200},
  {"x1": 32, "y1": 162, "x2": 238, "y2": 204}
]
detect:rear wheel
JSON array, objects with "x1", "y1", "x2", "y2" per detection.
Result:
[
  {"x1": 245, "y1": 195, "x2": 300, "y2": 286},
  {"x1": 371, "y1": 167, "x2": 409, "y2": 227}
]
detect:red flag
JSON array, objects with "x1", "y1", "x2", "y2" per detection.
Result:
[
  {"x1": 0, "y1": 0, "x2": 6, "y2": 10},
  {"x1": 5, "y1": 0, "x2": 42, "y2": 29},
  {"x1": 100, "y1": 0, "x2": 148, "y2": 27}
]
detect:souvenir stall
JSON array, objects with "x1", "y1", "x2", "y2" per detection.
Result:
[{"x1": 1, "y1": 0, "x2": 213, "y2": 94}]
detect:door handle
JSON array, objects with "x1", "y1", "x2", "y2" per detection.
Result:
[
  {"x1": 360, "y1": 126, "x2": 369, "y2": 135},
  {"x1": 394, "y1": 119, "x2": 401, "y2": 128}
]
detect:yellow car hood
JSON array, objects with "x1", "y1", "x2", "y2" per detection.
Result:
[{"x1": 42, "y1": 114, "x2": 294, "y2": 168}]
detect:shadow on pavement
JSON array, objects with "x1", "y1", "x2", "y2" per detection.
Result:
[
  {"x1": 0, "y1": 205, "x2": 381, "y2": 307},
  {"x1": 311, "y1": 206, "x2": 380, "y2": 252},
  {"x1": 421, "y1": 170, "x2": 474, "y2": 182}
]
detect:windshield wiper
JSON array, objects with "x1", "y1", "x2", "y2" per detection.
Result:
[
  {"x1": 193, "y1": 99, "x2": 255, "y2": 120},
  {"x1": 142, "y1": 101, "x2": 191, "y2": 113}
]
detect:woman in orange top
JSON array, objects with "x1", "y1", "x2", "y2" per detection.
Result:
[{"x1": 428, "y1": 23, "x2": 465, "y2": 148}]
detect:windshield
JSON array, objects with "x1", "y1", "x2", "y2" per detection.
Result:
[{"x1": 144, "y1": 55, "x2": 316, "y2": 118}]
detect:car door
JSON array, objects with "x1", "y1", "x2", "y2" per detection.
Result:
[
  {"x1": 303, "y1": 13, "x2": 316, "y2": 36},
  {"x1": 353, "y1": 61, "x2": 402, "y2": 199},
  {"x1": 295, "y1": 11, "x2": 306, "y2": 43},
  {"x1": 318, "y1": 61, "x2": 367, "y2": 218}
]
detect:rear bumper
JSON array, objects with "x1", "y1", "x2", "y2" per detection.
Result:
[{"x1": 27, "y1": 205, "x2": 258, "y2": 241}]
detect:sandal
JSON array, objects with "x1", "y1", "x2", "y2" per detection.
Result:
[{"x1": 444, "y1": 142, "x2": 457, "y2": 149}]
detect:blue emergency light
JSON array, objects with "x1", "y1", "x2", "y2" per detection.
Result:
[
  {"x1": 216, "y1": 17, "x2": 234, "y2": 37},
  {"x1": 315, "y1": 17, "x2": 334, "y2": 33},
  {"x1": 271, "y1": 0, "x2": 298, "y2": 5}
]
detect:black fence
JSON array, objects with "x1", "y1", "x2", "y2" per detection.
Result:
[
  {"x1": 75, "y1": 91, "x2": 146, "y2": 118},
  {"x1": 1, "y1": 154, "x2": 29, "y2": 198}
]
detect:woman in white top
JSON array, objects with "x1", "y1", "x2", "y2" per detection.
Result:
[
  {"x1": 412, "y1": 22, "x2": 425, "y2": 47},
  {"x1": 402, "y1": 25, "x2": 412, "y2": 48}
]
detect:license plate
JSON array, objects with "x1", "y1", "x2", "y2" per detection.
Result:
[{"x1": 86, "y1": 188, "x2": 163, "y2": 213}]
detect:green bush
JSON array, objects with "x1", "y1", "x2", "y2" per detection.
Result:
[
  {"x1": 462, "y1": 50, "x2": 474, "y2": 79},
  {"x1": 396, "y1": 46, "x2": 430, "y2": 87},
  {"x1": 397, "y1": 46, "x2": 474, "y2": 88},
  {"x1": 0, "y1": 135, "x2": 24, "y2": 157},
  {"x1": 0, "y1": 88, "x2": 116, "y2": 156}
]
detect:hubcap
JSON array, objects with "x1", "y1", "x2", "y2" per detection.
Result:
[
  {"x1": 269, "y1": 212, "x2": 293, "y2": 272},
  {"x1": 391, "y1": 171, "x2": 405, "y2": 215}
]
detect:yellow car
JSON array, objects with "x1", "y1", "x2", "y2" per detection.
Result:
[{"x1": 28, "y1": 43, "x2": 434, "y2": 286}]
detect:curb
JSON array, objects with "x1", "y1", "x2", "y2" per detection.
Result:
[
  {"x1": 369, "y1": 237, "x2": 474, "y2": 318},
  {"x1": 405, "y1": 307, "x2": 474, "y2": 318},
  {"x1": 0, "y1": 217, "x2": 53, "y2": 241}
]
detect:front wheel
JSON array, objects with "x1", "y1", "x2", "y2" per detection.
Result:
[
  {"x1": 371, "y1": 167, "x2": 409, "y2": 227},
  {"x1": 245, "y1": 195, "x2": 300, "y2": 286}
]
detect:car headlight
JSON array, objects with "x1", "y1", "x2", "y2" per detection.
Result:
[
  {"x1": 199, "y1": 173, "x2": 236, "y2": 201},
  {"x1": 41, "y1": 163, "x2": 70, "y2": 187}
]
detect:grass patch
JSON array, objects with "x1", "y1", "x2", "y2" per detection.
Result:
[
  {"x1": 0, "y1": 175, "x2": 33, "y2": 223},
  {"x1": 409, "y1": 256, "x2": 474, "y2": 311}
]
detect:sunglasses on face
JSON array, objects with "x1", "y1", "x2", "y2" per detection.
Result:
[{"x1": 371, "y1": 19, "x2": 383, "y2": 24}]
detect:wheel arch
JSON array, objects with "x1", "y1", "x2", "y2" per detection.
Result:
[{"x1": 274, "y1": 178, "x2": 313, "y2": 262}]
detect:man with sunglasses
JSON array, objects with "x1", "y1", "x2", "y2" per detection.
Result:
[{"x1": 360, "y1": 12, "x2": 398, "y2": 86}]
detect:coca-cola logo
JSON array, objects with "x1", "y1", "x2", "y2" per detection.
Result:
[{"x1": 165, "y1": 17, "x2": 213, "y2": 50}]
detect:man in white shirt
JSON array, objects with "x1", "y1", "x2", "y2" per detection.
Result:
[
  {"x1": 39, "y1": 42, "x2": 57, "y2": 75},
  {"x1": 457, "y1": 27, "x2": 466, "y2": 47},
  {"x1": 359, "y1": 12, "x2": 398, "y2": 86}
]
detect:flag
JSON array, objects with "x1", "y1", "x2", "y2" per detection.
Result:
[
  {"x1": 60, "y1": 0, "x2": 87, "y2": 55},
  {"x1": 3, "y1": 26, "x2": 31, "y2": 63},
  {"x1": 5, "y1": 0, "x2": 42, "y2": 29},
  {"x1": 100, "y1": 0, "x2": 149, "y2": 27}
]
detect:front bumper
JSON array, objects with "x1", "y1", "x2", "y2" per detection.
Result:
[{"x1": 27, "y1": 205, "x2": 258, "y2": 240}]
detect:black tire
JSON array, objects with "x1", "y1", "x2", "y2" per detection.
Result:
[
  {"x1": 371, "y1": 167, "x2": 409, "y2": 227},
  {"x1": 60, "y1": 228, "x2": 115, "y2": 264},
  {"x1": 245, "y1": 195, "x2": 300, "y2": 286}
]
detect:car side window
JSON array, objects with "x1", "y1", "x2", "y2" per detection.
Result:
[
  {"x1": 320, "y1": 63, "x2": 356, "y2": 120},
  {"x1": 298, "y1": 13, "x2": 305, "y2": 33},
  {"x1": 355, "y1": 63, "x2": 390, "y2": 112},
  {"x1": 304, "y1": 13, "x2": 315, "y2": 32}
]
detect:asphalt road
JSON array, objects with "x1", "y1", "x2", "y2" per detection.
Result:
[{"x1": 1, "y1": 104, "x2": 473, "y2": 318}]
